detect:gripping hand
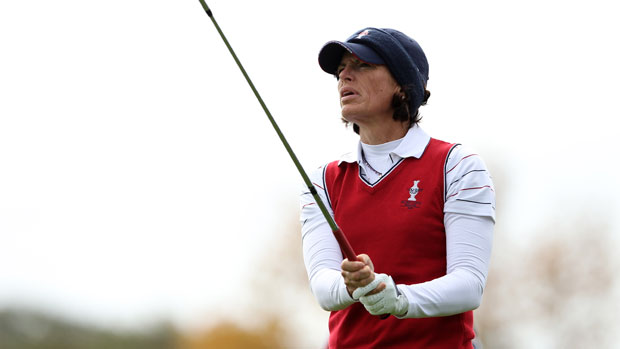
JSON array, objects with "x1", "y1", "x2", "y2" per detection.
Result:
[
  {"x1": 352, "y1": 273, "x2": 388, "y2": 300},
  {"x1": 359, "y1": 274, "x2": 408, "y2": 316}
]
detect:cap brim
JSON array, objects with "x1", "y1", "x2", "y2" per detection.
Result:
[{"x1": 318, "y1": 41, "x2": 385, "y2": 75}]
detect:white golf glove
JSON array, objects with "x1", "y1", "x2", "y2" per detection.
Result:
[
  {"x1": 351, "y1": 273, "x2": 389, "y2": 300},
  {"x1": 359, "y1": 273, "x2": 408, "y2": 317}
]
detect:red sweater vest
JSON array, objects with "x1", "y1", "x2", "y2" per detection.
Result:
[{"x1": 324, "y1": 138, "x2": 474, "y2": 349}]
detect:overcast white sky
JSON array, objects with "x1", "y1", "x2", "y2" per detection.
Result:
[{"x1": 1, "y1": 0, "x2": 619, "y2": 340}]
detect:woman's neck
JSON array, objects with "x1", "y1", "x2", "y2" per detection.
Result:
[{"x1": 358, "y1": 120, "x2": 409, "y2": 145}]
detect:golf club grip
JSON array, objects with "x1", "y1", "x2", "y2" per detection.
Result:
[
  {"x1": 334, "y1": 228, "x2": 389, "y2": 320},
  {"x1": 332, "y1": 228, "x2": 357, "y2": 262}
]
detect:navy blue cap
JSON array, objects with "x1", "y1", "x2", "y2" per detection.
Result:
[
  {"x1": 319, "y1": 41, "x2": 386, "y2": 69},
  {"x1": 319, "y1": 28, "x2": 429, "y2": 113}
]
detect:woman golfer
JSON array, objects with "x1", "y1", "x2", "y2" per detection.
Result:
[{"x1": 300, "y1": 28, "x2": 495, "y2": 348}]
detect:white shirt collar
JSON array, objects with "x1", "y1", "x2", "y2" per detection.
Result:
[{"x1": 337, "y1": 124, "x2": 431, "y2": 165}]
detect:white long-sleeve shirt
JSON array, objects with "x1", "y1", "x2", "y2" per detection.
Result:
[{"x1": 300, "y1": 125, "x2": 495, "y2": 318}]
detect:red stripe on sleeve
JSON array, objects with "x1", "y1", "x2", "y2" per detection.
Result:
[
  {"x1": 447, "y1": 185, "x2": 494, "y2": 199},
  {"x1": 446, "y1": 154, "x2": 478, "y2": 174}
]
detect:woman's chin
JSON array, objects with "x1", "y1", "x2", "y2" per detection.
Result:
[{"x1": 341, "y1": 108, "x2": 363, "y2": 123}]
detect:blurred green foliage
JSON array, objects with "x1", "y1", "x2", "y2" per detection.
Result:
[{"x1": 0, "y1": 309, "x2": 176, "y2": 349}]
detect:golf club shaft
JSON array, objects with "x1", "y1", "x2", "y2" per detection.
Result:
[{"x1": 198, "y1": 0, "x2": 357, "y2": 262}]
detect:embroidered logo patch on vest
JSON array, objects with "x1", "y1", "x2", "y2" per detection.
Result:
[
  {"x1": 401, "y1": 180, "x2": 422, "y2": 209},
  {"x1": 408, "y1": 180, "x2": 420, "y2": 201}
]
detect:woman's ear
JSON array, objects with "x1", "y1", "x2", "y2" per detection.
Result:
[{"x1": 392, "y1": 86, "x2": 406, "y2": 103}]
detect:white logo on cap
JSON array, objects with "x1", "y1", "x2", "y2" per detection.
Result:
[{"x1": 356, "y1": 30, "x2": 370, "y2": 39}]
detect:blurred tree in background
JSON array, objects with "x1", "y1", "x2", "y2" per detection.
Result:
[
  {"x1": 179, "y1": 212, "x2": 327, "y2": 348},
  {"x1": 475, "y1": 219, "x2": 618, "y2": 348},
  {"x1": 473, "y1": 158, "x2": 620, "y2": 348}
]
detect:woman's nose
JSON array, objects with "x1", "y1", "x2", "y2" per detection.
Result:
[{"x1": 338, "y1": 66, "x2": 354, "y2": 81}]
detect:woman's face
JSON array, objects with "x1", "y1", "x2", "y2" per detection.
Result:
[{"x1": 337, "y1": 52, "x2": 400, "y2": 127}]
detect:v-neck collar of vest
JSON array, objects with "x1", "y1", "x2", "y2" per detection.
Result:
[
  {"x1": 358, "y1": 157, "x2": 405, "y2": 188},
  {"x1": 337, "y1": 125, "x2": 432, "y2": 188}
]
